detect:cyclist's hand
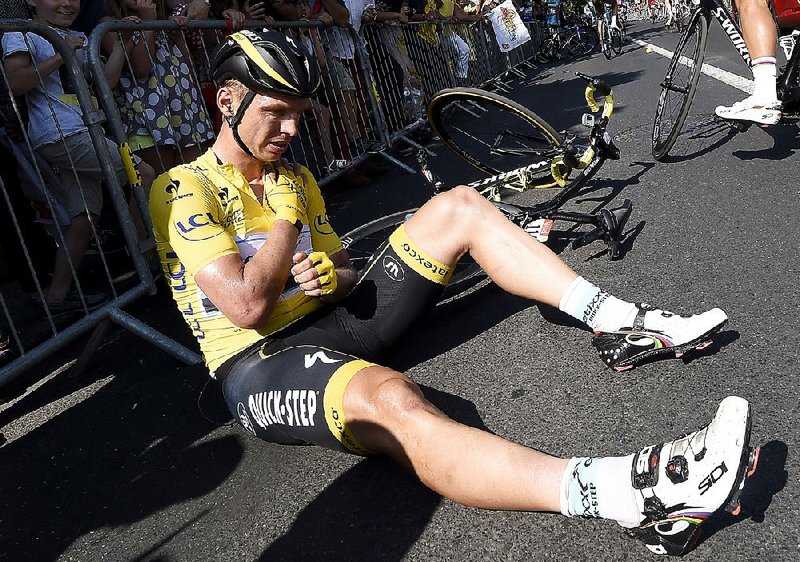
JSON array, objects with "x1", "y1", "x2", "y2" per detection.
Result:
[
  {"x1": 291, "y1": 251, "x2": 338, "y2": 297},
  {"x1": 265, "y1": 163, "x2": 308, "y2": 228}
]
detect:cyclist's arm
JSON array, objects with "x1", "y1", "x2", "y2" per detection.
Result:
[
  {"x1": 194, "y1": 222, "x2": 300, "y2": 329},
  {"x1": 152, "y1": 169, "x2": 300, "y2": 330}
]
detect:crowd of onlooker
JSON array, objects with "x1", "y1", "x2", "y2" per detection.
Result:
[{"x1": 1, "y1": 0, "x2": 526, "y2": 365}]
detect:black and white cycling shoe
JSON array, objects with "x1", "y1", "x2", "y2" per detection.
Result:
[
  {"x1": 592, "y1": 304, "x2": 728, "y2": 371},
  {"x1": 715, "y1": 96, "x2": 782, "y2": 125},
  {"x1": 623, "y1": 396, "x2": 759, "y2": 556}
]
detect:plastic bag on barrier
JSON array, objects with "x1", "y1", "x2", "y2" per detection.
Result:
[{"x1": 486, "y1": 0, "x2": 531, "y2": 52}]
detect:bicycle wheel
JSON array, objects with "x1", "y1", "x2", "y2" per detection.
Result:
[
  {"x1": 651, "y1": 10, "x2": 708, "y2": 161},
  {"x1": 427, "y1": 88, "x2": 565, "y2": 187},
  {"x1": 611, "y1": 28, "x2": 623, "y2": 56},
  {"x1": 341, "y1": 209, "x2": 488, "y2": 303},
  {"x1": 602, "y1": 26, "x2": 613, "y2": 59},
  {"x1": 565, "y1": 26, "x2": 598, "y2": 56}
]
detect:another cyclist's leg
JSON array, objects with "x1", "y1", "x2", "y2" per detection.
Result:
[
  {"x1": 715, "y1": 0, "x2": 781, "y2": 124},
  {"x1": 664, "y1": 0, "x2": 673, "y2": 26},
  {"x1": 404, "y1": 187, "x2": 728, "y2": 370}
]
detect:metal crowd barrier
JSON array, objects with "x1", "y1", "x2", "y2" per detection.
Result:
[
  {"x1": 0, "y1": 15, "x2": 544, "y2": 389},
  {"x1": 0, "y1": 20, "x2": 201, "y2": 390}
]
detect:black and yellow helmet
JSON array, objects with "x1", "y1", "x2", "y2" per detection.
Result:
[{"x1": 211, "y1": 29, "x2": 320, "y2": 98}]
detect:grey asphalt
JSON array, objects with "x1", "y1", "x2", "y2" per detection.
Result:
[{"x1": 1, "y1": 20, "x2": 797, "y2": 562}]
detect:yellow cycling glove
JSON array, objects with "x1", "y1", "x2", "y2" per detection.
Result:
[
  {"x1": 264, "y1": 168, "x2": 308, "y2": 228},
  {"x1": 308, "y1": 251, "x2": 337, "y2": 296}
]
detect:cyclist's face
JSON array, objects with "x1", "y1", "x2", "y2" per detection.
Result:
[{"x1": 238, "y1": 93, "x2": 310, "y2": 162}]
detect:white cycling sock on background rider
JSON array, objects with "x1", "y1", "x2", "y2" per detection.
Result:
[
  {"x1": 558, "y1": 276, "x2": 637, "y2": 332},
  {"x1": 751, "y1": 56, "x2": 778, "y2": 103}
]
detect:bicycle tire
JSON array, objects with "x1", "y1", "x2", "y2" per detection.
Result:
[
  {"x1": 611, "y1": 29, "x2": 623, "y2": 56},
  {"x1": 651, "y1": 10, "x2": 709, "y2": 161},
  {"x1": 427, "y1": 88, "x2": 565, "y2": 187},
  {"x1": 341, "y1": 209, "x2": 489, "y2": 303},
  {"x1": 566, "y1": 26, "x2": 598, "y2": 56},
  {"x1": 602, "y1": 26, "x2": 613, "y2": 59}
]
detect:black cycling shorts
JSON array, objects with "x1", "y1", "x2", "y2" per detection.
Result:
[{"x1": 218, "y1": 224, "x2": 453, "y2": 455}]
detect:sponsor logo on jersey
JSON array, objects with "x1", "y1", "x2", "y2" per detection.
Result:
[
  {"x1": 165, "y1": 179, "x2": 180, "y2": 194},
  {"x1": 313, "y1": 214, "x2": 334, "y2": 236},
  {"x1": 248, "y1": 389, "x2": 318, "y2": 429},
  {"x1": 383, "y1": 255, "x2": 404, "y2": 281},
  {"x1": 304, "y1": 351, "x2": 342, "y2": 368}
]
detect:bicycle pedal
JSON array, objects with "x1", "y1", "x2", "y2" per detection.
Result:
[{"x1": 582, "y1": 113, "x2": 595, "y2": 127}]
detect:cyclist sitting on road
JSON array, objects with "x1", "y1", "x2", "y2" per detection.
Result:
[
  {"x1": 715, "y1": 0, "x2": 782, "y2": 124},
  {"x1": 149, "y1": 29, "x2": 754, "y2": 556}
]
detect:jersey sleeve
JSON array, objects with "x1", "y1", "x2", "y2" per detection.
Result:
[
  {"x1": 150, "y1": 167, "x2": 239, "y2": 275},
  {"x1": 299, "y1": 165, "x2": 343, "y2": 256}
]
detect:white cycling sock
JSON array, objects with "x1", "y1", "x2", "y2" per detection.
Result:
[
  {"x1": 559, "y1": 455, "x2": 640, "y2": 524},
  {"x1": 751, "y1": 57, "x2": 778, "y2": 103},
  {"x1": 558, "y1": 276, "x2": 636, "y2": 332}
]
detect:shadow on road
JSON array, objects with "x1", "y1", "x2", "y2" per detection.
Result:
[
  {"x1": 697, "y1": 440, "x2": 788, "y2": 547},
  {"x1": 258, "y1": 385, "x2": 489, "y2": 562}
]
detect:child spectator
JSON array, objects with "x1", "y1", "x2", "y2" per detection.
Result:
[
  {"x1": 102, "y1": 0, "x2": 219, "y2": 175},
  {"x1": 2, "y1": 0, "x2": 153, "y2": 312}
]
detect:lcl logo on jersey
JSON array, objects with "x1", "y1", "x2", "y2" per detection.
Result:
[{"x1": 383, "y1": 255, "x2": 404, "y2": 282}]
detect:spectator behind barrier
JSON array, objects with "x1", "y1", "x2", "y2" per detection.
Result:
[
  {"x1": 2, "y1": 0, "x2": 155, "y2": 313},
  {"x1": 101, "y1": 0, "x2": 221, "y2": 175}
]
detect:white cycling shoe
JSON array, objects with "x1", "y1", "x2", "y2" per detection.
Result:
[
  {"x1": 624, "y1": 396, "x2": 760, "y2": 556},
  {"x1": 592, "y1": 304, "x2": 728, "y2": 371},
  {"x1": 715, "y1": 96, "x2": 782, "y2": 125}
]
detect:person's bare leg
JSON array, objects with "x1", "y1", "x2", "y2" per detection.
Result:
[
  {"x1": 404, "y1": 186, "x2": 578, "y2": 307},
  {"x1": 45, "y1": 213, "x2": 94, "y2": 303},
  {"x1": 344, "y1": 365, "x2": 567, "y2": 511},
  {"x1": 737, "y1": 0, "x2": 776, "y2": 59}
]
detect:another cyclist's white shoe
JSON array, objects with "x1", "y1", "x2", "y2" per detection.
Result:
[
  {"x1": 592, "y1": 304, "x2": 728, "y2": 371},
  {"x1": 624, "y1": 396, "x2": 759, "y2": 556},
  {"x1": 715, "y1": 96, "x2": 782, "y2": 125}
]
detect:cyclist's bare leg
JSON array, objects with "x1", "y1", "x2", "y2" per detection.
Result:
[
  {"x1": 716, "y1": 0, "x2": 780, "y2": 122},
  {"x1": 404, "y1": 187, "x2": 728, "y2": 370},
  {"x1": 737, "y1": 0, "x2": 777, "y2": 60},
  {"x1": 344, "y1": 364, "x2": 567, "y2": 511},
  {"x1": 404, "y1": 186, "x2": 578, "y2": 308}
]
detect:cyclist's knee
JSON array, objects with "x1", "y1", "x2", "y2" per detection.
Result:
[{"x1": 351, "y1": 371, "x2": 435, "y2": 430}]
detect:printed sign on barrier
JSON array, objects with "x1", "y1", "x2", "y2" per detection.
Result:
[{"x1": 486, "y1": 0, "x2": 531, "y2": 52}]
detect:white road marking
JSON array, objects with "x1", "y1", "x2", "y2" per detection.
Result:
[{"x1": 635, "y1": 39, "x2": 754, "y2": 94}]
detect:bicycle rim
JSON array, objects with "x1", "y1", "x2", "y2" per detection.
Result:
[
  {"x1": 341, "y1": 209, "x2": 488, "y2": 303},
  {"x1": 427, "y1": 88, "x2": 564, "y2": 187},
  {"x1": 611, "y1": 30, "x2": 623, "y2": 55},
  {"x1": 652, "y1": 11, "x2": 708, "y2": 161}
]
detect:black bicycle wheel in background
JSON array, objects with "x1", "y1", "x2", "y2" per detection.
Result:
[
  {"x1": 652, "y1": 10, "x2": 709, "y2": 161},
  {"x1": 611, "y1": 28, "x2": 623, "y2": 56},
  {"x1": 602, "y1": 26, "x2": 613, "y2": 59},
  {"x1": 341, "y1": 210, "x2": 488, "y2": 303},
  {"x1": 427, "y1": 88, "x2": 564, "y2": 187}
]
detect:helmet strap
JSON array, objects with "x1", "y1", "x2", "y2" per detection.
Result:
[{"x1": 227, "y1": 90, "x2": 258, "y2": 160}]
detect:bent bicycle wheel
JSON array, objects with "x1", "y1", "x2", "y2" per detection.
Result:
[
  {"x1": 427, "y1": 88, "x2": 564, "y2": 188},
  {"x1": 652, "y1": 11, "x2": 709, "y2": 161},
  {"x1": 341, "y1": 210, "x2": 489, "y2": 304}
]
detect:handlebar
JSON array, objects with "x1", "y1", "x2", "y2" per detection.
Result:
[{"x1": 550, "y1": 72, "x2": 615, "y2": 186}]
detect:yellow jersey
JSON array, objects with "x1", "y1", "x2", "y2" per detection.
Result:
[{"x1": 149, "y1": 149, "x2": 343, "y2": 377}]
